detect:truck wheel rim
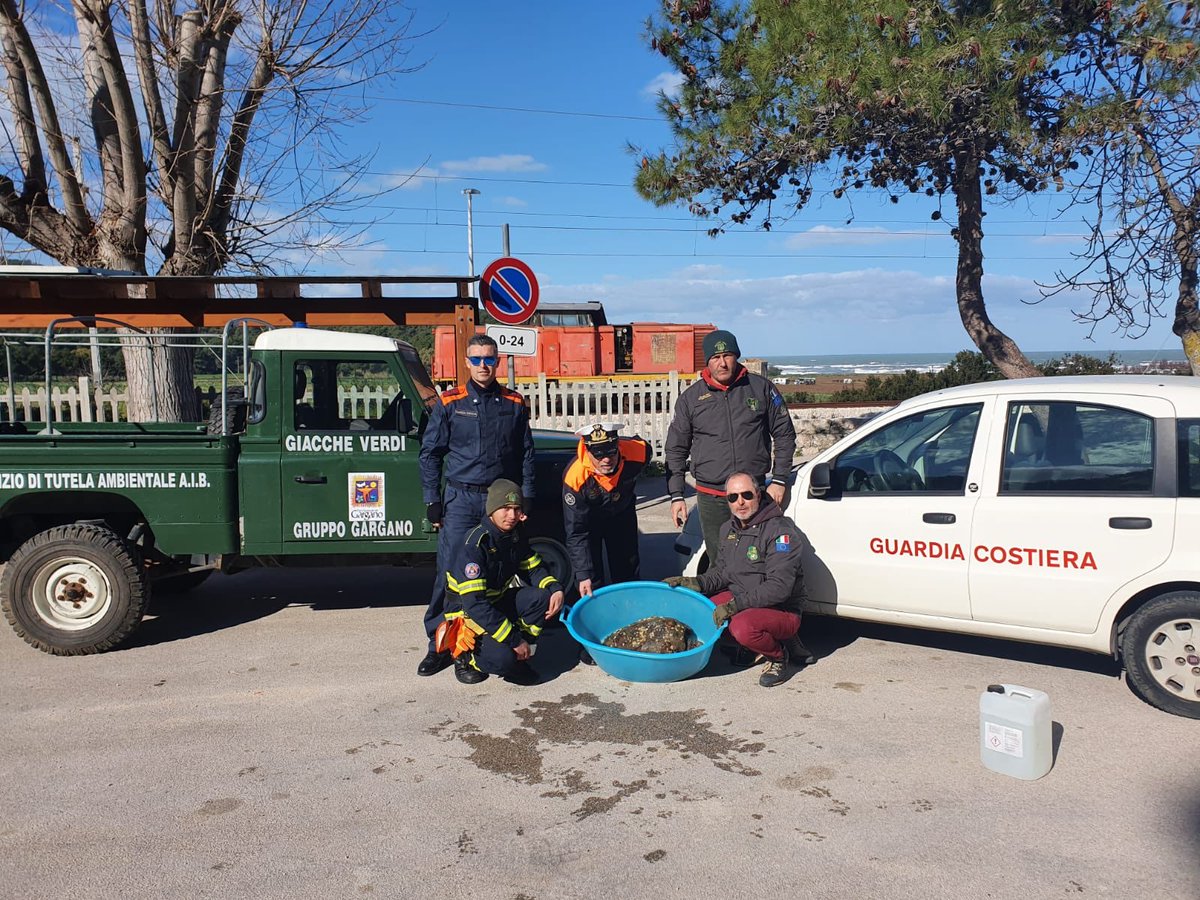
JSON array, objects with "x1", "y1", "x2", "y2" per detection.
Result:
[
  {"x1": 33, "y1": 558, "x2": 114, "y2": 631},
  {"x1": 1144, "y1": 617, "x2": 1200, "y2": 703}
]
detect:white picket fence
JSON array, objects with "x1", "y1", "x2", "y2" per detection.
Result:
[
  {"x1": 1, "y1": 375, "x2": 695, "y2": 455},
  {"x1": 522, "y1": 371, "x2": 693, "y2": 455}
]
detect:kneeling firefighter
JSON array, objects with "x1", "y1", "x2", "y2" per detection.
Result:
[{"x1": 439, "y1": 479, "x2": 565, "y2": 685}]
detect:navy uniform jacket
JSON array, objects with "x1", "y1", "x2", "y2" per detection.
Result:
[
  {"x1": 419, "y1": 380, "x2": 535, "y2": 503},
  {"x1": 696, "y1": 498, "x2": 804, "y2": 612},
  {"x1": 664, "y1": 366, "x2": 796, "y2": 497},
  {"x1": 446, "y1": 518, "x2": 562, "y2": 646},
  {"x1": 561, "y1": 437, "x2": 651, "y2": 582}
]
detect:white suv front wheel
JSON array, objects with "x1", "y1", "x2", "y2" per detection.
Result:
[{"x1": 1120, "y1": 592, "x2": 1200, "y2": 719}]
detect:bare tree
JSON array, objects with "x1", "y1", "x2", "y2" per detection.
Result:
[
  {"x1": 0, "y1": 1, "x2": 420, "y2": 418},
  {"x1": 1041, "y1": 2, "x2": 1200, "y2": 372}
]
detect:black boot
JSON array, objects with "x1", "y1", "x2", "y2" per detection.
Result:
[
  {"x1": 504, "y1": 661, "x2": 540, "y2": 685},
  {"x1": 455, "y1": 657, "x2": 488, "y2": 685},
  {"x1": 785, "y1": 634, "x2": 816, "y2": 667},
  {"x1": 417, "y1": 650, "x2": 452, "y2": 677}
]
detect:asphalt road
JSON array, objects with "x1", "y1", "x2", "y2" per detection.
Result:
[{"x1": 0, "y1": 487, "x2": 1195, "y2": 899}]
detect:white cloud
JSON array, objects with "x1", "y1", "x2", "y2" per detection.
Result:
[
  {"x1": 642, "y1": 71, "x2": 684, "y2": 100},
  {"x1": 440, "y1": 154, "x2": 547, "y2": 174},
  {"x1": 783, "y1": 225, "x2": 928, "y2": 249},
  {"x1": 497, "y1": 196, "x2": 528, "y2": 208}
]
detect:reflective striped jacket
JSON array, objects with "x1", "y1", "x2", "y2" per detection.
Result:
[{"x1": 446, "y1": 517, "x2": 562, "y2": 647}]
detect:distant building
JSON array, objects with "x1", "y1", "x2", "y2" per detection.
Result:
[{"x1": 742, "y1": 357, "x2": 768, "y2": 377}]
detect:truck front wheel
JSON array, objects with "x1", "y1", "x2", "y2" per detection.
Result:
[
  {"x1": 1, "y1": 524, "x2": 148, "y2": 656},
  {"x1": 1120, "y1": 592, "x2": 1200, "y2": 720}
]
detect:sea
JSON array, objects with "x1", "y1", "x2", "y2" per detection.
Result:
[{"x1": 766, "y1": 350, "x2": 1190, "y2": 377}]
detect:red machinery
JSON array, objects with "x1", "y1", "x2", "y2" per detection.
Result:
[{"x1": 432, "y1": 305, "x2": 715, "y2": 381}]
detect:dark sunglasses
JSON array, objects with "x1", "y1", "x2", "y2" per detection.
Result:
[
  {"x1": 591, "y1": 445, "x2": 619, "y2": 459},
  {"x1": 467, "y1": 355, "x2": 498, "y2": 367},
  {"x1": 726, "y1": 490, "x2": 756, "y2": 503}
]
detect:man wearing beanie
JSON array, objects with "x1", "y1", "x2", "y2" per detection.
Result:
[
  {"x1": 442, "y1": 479, "x2": 565, "y2": 685},
  {"x1": 664, "y1": 328, "x2": 796, "y2": 562}
]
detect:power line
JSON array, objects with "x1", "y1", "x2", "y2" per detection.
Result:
[{"x1": 364, "y1": 96, "x2": 661, "y2": 123}]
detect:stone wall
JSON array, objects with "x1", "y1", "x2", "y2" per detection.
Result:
[{"x1": 789, "y1": 404, "x2": 894, "y2": 461}]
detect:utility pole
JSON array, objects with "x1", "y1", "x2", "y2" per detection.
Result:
[{"x1": 462, "y1": 188, "x2": 481, "y2": 298}]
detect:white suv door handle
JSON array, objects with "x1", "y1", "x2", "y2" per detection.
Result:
[{"x1": 1109, "y1": 517, "x2": 1152, "y2": 530}]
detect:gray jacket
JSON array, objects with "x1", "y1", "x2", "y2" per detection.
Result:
[{"x1": 665, "y1": 367, "x2": 796, "y2": 497}]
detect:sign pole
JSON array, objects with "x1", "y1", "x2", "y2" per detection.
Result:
[{"x1": 502, "y1": 224, "x2": 515, "y2": 389}]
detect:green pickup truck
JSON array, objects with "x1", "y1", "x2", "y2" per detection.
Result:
[{"x1": 0, "y1": 325, "x2": 577, "y2": 655}]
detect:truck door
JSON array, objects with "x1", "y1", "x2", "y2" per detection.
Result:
[
  {"x1": 280, "y1": 355, "x2": 431, "y2": 550},
  {"x1": 968, "y1": 396, "x2": 1175, "y2": 633},
  {"x1": 799, "y1": 401, "x2": 988, "y2": 620}
]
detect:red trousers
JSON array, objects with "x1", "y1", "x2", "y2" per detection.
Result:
[{"x1": 710, "y1": 590, "x2": 801, "y2": 662}]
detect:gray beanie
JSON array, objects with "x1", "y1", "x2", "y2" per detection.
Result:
[
  {"x1": 486, "y1": 478, "x2": 524, "y2": 516},
  {"x1": 702, "y1": 329, "x2": 741, "y2": 360}
]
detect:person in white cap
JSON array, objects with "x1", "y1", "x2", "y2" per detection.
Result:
[{"x1": 562, "y1": 422, "x2": 652, "y2": 663}]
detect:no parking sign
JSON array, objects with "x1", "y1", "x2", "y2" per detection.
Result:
[{"x1": 480, "y1": 257, "x2": 539, "y2": 325}]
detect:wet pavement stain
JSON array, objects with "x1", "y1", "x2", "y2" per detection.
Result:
[
  {"x1": 428, "y1": 693, "x2": 765, "y2": 817},
  {"x1": 457, "y1": 830, "x2": 478, "y2": 855},
  {"x1": 197, "y1": 798, "x2": 242, "y2": 817},
  {"x1": 644, "y1": 849, "x2": 667, "y2": 863},
  {"x1": 539, "y1": 768, "x2": 598, "y2": 798},
  {"x1": 514, "y1": 692, "x2": 764, "y2": 776},
  {"x1": 833, "y1": 682, "x2": 864, "y2": 693},
  {"x1": 572, "y1": 778, "x2": 649, "y2": 819}
]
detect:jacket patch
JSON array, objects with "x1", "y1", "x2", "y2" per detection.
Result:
[
  {"x1": 746, "y1": 398, "x2": 761, "y2": 411},
  {"x1": 775, "y1": 535, "x2": 791, "y2": 553},
  {"x1": 696, "y1": 392, "x2": 713, "y2": 401},
  {"x1": 464, "y1": 562, "x2": 480, "y2": 578},
  {"x1": 746, "y1": 545, "x2": 760, "y2": 562},
  {"x1": 564, "y1": 492, "x2": 576, "y2": 507},
  {"x1": 454, "y1": 408, "x2": 478, "y2": 417}
]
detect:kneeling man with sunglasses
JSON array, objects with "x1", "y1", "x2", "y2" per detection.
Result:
[{"x1": 664, "y1": 472, "x2": 815, "y2": 687}]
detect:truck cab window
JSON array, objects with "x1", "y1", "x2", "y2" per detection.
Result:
[
  {"x1": 1177, "y1": 421, "x2": 1200, "y2": 497},
  {"x1": 1001, "y1": 402, "x2": 1153, "y2": 494},
  {"x1": 292, "y1": 359, "x2": 408, "y2": 433}
]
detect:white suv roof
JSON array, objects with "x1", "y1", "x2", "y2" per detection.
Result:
[
  {"x1": 898, "y1": 375, "x2": 1199, "y2": 408},
  {"x1": 254, "y1": 327, "x2": 401, "y2": 353}
]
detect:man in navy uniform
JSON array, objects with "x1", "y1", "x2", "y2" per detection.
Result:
[
  {"x1": 444, "y1": 479, "x2": 564, "y2": 686},
  {"x1": 562, "y1": 422, "x2": 651, "y2": 599},
  {"x1": 417, "y1": 335, "x2": 535, "y2": 683}
]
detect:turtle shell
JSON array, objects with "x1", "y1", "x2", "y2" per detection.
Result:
[{"x1": 602, "y1": 616, "x2": 698, "y2": 654}]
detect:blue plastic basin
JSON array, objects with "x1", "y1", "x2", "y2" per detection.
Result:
[{"x1": 565, "y1": 581, "x2": 726, "y2": 683}]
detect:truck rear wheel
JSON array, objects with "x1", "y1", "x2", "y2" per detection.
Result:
[
  {"x1": 1120, "y1": 592, "x2": 1200, "y2": 719},
  {"x1": 1, "y1": 524, "x2": 148, "y2": 656}
]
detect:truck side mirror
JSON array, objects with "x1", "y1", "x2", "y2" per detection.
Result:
[{"x1": 808, "y1": 462, "x2": 832, "y2": 498}]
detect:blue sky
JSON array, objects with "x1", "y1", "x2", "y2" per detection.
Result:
[{"x1": 6, "y1": 1, "x2": 1189, "y2": 360}]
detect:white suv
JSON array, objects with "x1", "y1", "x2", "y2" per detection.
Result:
[{"x1": 677, "y1": 375, "x2": 1200, "y2": 718}]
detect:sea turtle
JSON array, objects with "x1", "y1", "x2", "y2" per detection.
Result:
[{"x1": 602, "y1": 616, "x2": 698, "y2": 654}]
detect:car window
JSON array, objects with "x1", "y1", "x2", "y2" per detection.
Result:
[
  {"x1": 1001, "y1": 401, "x2": 1153, "y2": 493},
  {"x1": 832, "y1": 403, "x2": 983, "y2": 494},
  {"x1": 1178, "y1": 420, "x2": 1200, "y2": 497}
]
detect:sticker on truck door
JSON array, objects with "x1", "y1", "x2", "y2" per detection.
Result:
[{"x1": 349, "y1": 473, "x2": 385, "y2": 521}]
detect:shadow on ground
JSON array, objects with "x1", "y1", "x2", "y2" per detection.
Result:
[{"x1": 129, "y1": 565, "x2": 434, "y2": 650}]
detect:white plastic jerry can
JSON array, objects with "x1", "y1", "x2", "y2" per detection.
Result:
[{"x1": 979, "y1": 684, "x2": 1053, "y2": 780}]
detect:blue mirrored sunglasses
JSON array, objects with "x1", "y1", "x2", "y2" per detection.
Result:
[{"x1": 467, "y1": 355, "x2": 498, "y2": 367}]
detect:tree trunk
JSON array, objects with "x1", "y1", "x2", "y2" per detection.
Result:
[
  {"x1": 1172, "y1": 260, "x2": 1200, "y2": 376},
  {"x1": 953, "y1": 151, "x2": 1040, "y2": 380},
  {"x1": 119, "y1": 329, "x2": 200, "y2": 422},
  {"x1": 118, "y1": 284, "x2": 199, "y2": 422},
  {"x1": 1169, "y1": 205, "x2": 1200, "y2": 376}
]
